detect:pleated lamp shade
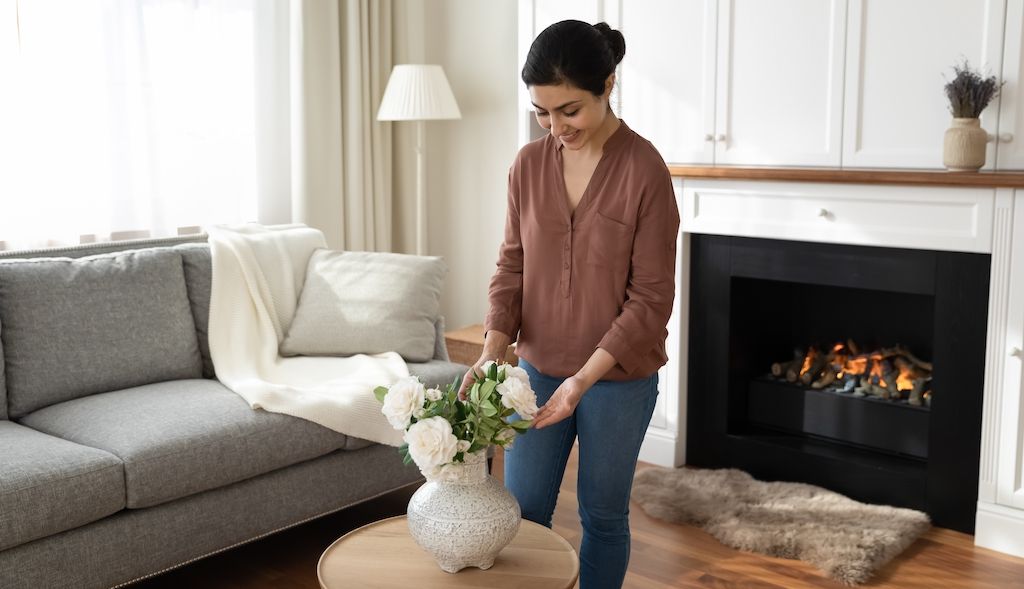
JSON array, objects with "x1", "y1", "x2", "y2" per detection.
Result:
[{"x1": 377, "y1": 64, "x2": 462, "y2": 121}]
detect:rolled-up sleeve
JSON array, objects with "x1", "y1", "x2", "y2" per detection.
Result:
[
  {"x1": 597, "y1": 172, "x2": 679, "y2": 374},
  {"x1": 484, "y1": 160, "x2": 524, "y2": 340}
]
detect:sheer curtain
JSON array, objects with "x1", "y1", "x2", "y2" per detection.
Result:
[
  {"x1": 289, "y1": 0, "x2": 393, "y2": 251},
  {"x1": 1, "y1": 0, "x2": 288, "y2": 250},
  {"x1": 0, "y1": 0, "x2": 394, "y2": 252}
]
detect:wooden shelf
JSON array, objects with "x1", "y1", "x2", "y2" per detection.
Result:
[
  {"x1": 444, "y1": 323, "x2": 518, "y2": 367},
  {"x1": 668, "y1": 165, "x2": 1024, "y2": 188}
]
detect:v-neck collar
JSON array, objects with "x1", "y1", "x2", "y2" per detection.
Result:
[{"x1": 552, "y1": 120, "x2": 631, "y2": 225}]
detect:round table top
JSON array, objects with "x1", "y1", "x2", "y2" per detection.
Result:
[{"x1": 317, "y1": 515, "x2": 579, "y2": 589}]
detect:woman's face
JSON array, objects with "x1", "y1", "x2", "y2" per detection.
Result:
[{"x1": 529, "y1": 77, "x2": 612, "y2": 151}]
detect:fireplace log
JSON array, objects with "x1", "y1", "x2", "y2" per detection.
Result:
[
  {"x1": 771, "y1": 348, "x2": 805, "y2": 378},
  {"x1": 847, "y1": 339, "x2": 860, "y2": 356},
  {"x1": 892, "y1": 356, "x2": 932, "y2": 380},
  {"x1": 892, "y1": 345, "x2": 934, "y2": 372},
  {"x1": 880, "y1": 359, "x2": 900, "y2": 392},
  {"x1": 785, "y1": 348, "x2": 807, "y2": 382},
  {"x1": 862, "y1": 376, "x2": 890, "y2": 399},
  {"x1": 909, "y1": 377, "x2": 931, "y2": 407},
  {"x1": 812, "y1": 365, "x2": 838, "y2": 389},
  {"x1": 800, "y1": 350, "x2": 830, "y2": 385}
]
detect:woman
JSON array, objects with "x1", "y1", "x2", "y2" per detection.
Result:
[{"x1": 461, "y1": 19, "x2": 679, "y2": 589}]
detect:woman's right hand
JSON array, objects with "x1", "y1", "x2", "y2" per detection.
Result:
[
  {"x1": 458, "y1": 355, "x2": 494, "y2": 399},
  {"x1": 458, "y1": 330, "x2": 513, "y2": 398}
]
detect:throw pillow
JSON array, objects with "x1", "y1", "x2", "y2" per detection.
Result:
[{"x1": 280, "y1": 249, "x2": 447, "y2": 362}]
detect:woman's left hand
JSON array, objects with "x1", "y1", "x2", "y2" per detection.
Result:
[{"x1": 532, "y1": 375, "x2": 588, "y2": 429}]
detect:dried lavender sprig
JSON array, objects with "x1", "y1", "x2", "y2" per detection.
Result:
[{"x1": 943, "y1": 59, "x2": 1004, "y2": 118}]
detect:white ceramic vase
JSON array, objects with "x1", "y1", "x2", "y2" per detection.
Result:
[
  {"x1": 943, "y1": 117, "x2": 988, "y2": 171},
  {"x1": 406, "y1": 450, "x2": 521, "y2": 573}
]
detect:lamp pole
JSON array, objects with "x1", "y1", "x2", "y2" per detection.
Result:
[{"x1": 416, "y1": 120, "x2": 426, "y2": 256}]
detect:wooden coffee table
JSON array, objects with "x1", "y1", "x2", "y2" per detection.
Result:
[{"x1": 317, "y1": 515, "x2": 579, "y2": 588}]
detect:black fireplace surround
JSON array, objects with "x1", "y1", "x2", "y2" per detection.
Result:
[{"x1": 687, "y1": 235, "x2": 989, "y2": 533}]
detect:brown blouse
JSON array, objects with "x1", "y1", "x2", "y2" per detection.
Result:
[{"x1": 484, "y1": 121, "x2": 679, "y2": 380}]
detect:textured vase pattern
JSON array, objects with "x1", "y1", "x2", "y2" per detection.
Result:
[
  {"x1": 407, "y1": 450, "x2": 521, "y2": 573},
  {"x1": 943, "y1": 117, "x2": 987, "y2": 171}
]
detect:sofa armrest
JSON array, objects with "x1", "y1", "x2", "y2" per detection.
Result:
[{"x1": 433, "y1": 316, "x2": 450, "y2": 362}]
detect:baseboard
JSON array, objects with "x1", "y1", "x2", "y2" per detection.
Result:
[
  {"x1": 639, "y1": 428, "x2": 684, "y2": 467},
  {"x1": 975, "y1": 501, "x2": 1024, "y2": 558}
]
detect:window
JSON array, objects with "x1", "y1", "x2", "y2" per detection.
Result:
[{"x1": 1, "y1": 0, "x2": 281, "y2": 250}]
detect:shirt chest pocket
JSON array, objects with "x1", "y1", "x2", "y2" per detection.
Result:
[{"x1": 585, "y1": 212, "x2": 634, "y2": 269}]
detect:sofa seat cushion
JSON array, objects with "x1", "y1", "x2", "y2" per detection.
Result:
[
  {"x1": 343, "y1": 360, "x2": 469, "y2": 451},
  {"x1": 18, "y1": 379, "x2": 349, "y2": 509},
  {"x1": 408, "y1": 359, "x2": 469, "y2": 390},
  {"x1": 0, "y1": 421, "x2": 125, "y2": 551}
]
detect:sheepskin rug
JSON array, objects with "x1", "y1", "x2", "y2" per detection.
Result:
[{"x1": 631, "y1": 467, "x2": 931, "y2": 585}]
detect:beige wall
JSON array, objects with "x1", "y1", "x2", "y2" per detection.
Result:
[{"x1": 393, "y1": 0, "x2": 519, "y2": 333}]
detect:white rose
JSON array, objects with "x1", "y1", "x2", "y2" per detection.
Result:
[
  {"x1": 414, "y1": 408, "x2": 427, "y2": 419},
  {"x1": 502, "y1": 364, "x2": 530, "y2": 386},
  {"x1": 496, "y1": 376, "x2": 539, "y2": 419},
  {"x1": 425, "y1": 387, "x2": 443, "y2": 402},
  {"x1": 457, "y1": 439, "x2": 471, "y2": 452},
  {"x1": 404, "y1": 416, "x2": 459, "y2": 471},
  {"x1": 381, "y1": 377, "x2": 426, "y2": 430}
]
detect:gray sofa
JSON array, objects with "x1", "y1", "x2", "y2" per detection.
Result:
[{"x1": 0, "y1": 235, "x2": 467, "y2": 589}]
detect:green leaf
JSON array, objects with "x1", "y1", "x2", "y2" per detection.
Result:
[
  {"x1": 399, "y1": 444, "x2": 413, "y2": 466},
  {"x1": 480, "y1": 380, "x2": 497, "y2": 400},
  {"x1": 487, "y1": 362, "x2": 498, "y2": 381},
  {"x1": 468, "y1": 441, "x2": 487, "y2": 454},
  {"x1": 509, "y1": 419, "x2": 532, "y2": 431},
  {"x1": 481, "y1": 400, "x2": 498, "y2": 417},
  {"x1": 374, "y1": 386, "x2": 389, "y2": 404},
  {"x1": 477, "y1": 421, "x2": 496, "y2": 440},
  {"x1": 470, "y1": 382, "x2": 481, "y2": 404}
]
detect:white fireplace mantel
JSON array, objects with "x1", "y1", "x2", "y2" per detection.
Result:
[{"x1": 639, "y1": 173, "x2": 1024, "y2": 559}]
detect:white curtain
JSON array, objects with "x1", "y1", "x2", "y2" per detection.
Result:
[
  {"x1": 289, "y1": 0, "x2": 393, "y2": 251},
  {"x1": 0, "y1": 0, "x2": 394, "y2": 252}
]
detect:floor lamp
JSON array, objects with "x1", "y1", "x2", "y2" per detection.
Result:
[{"x1": 377, "y1": 64, "x2": 462, "y2": 255}]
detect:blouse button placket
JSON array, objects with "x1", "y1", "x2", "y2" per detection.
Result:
[{"x1": 561, "y1": 226, "x2": 572, "y2": 297}]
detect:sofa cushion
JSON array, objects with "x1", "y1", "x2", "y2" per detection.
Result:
[
  {"x1": 280, "y1": 249, "x2": 447, "y2": 362},
  {"x1": 175, "y1": 244, "x2": 215, "y2": 379},
  {"x1": 0, "y1": 248, "x2": 204, "y2": 418},
  {"x1": 18, "y1": 379, "x2": 350, "y2": 509},
  {"x1": 0, "y1": 421, "x2": 125, "y2": 551},
  {"x1": 408, "y1": 359, "x2": 469, "y2": 390}
]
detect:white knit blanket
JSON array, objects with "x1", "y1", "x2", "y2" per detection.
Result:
[{"x1": 207, "y1": 224, "x2": 409, "y2": 447}]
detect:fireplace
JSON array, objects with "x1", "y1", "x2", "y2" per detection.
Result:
[{"x1": 686, "y1": 235, "x2": 989, "y2": 533}]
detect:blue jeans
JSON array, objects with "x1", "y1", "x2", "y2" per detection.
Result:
[{"x1": 504, "y1": 358, "x2": 659, "y2": 589}]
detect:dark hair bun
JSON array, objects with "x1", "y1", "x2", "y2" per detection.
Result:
[{"x1": 593, "y1": 22, "x2": 626, "y2": 65}]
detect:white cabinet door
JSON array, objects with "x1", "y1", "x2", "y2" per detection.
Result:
[
  {"x1": 997, "y1": 0, "x2": 1024, "y2": 170},
  {"x1": 999, "y1": 189, "x2": 1024, "y2": 510},
  {"x1": 842, "y1": 0, "x2": 1007, "y2": 169},
  {"x1": 714, "y1": 0, "x2": 847, "y2": 167},
  {"x1": 619, "y1": 0, "x2": 716, "y2": 164}
]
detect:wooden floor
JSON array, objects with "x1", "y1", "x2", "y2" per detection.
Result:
[{"x1": 133, "y1": 447, "x2": 1024, "y2": 588}]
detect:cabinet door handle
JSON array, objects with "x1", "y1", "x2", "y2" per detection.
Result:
[
  {"x1": 715, "y1": 134, "x2": 726, "y2": 142},
  {"x1": 1011, "y1": 347, "x2": 1022, "y2": 358},
  {"x1": 704, "y1": 133, "x2": 714, "y2": 142},
  {"x1": 1000, "y1": 133, "x2": 1014, "y2": 143},
  {"x1": 987, "y1": 133, "x2": 996, "y2": 143},
  {"x1": 818, "y1": 208, "x2": 830, "y2": 218}
]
